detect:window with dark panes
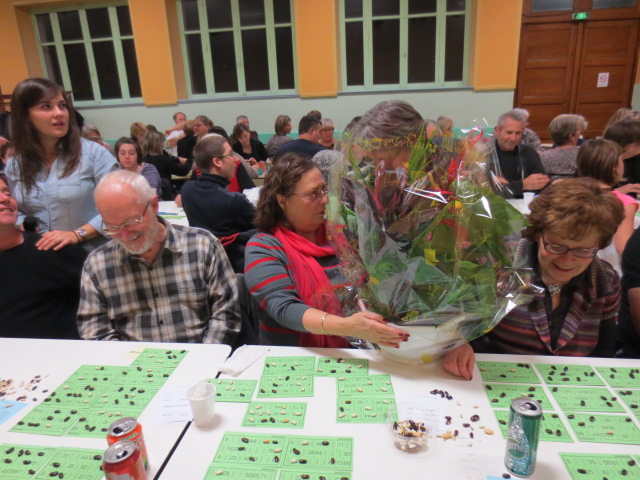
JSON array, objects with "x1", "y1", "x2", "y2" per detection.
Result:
[
  {"x1": 178, "y1": 0, "x2": 296, "y2": 97},
  {"x1": 33, "y1": 4, "x2": 142, "y2": 105},
  {"x1": 341, "y1": 0, "x2": 469, "y2": 90}
]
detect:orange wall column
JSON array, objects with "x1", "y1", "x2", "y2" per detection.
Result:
[
  {"x1": 0, "y1": 4, "x2": 32, "y2": 94},
  {"x1": 473, "y1": 0, "x2": 523, "y2": 90},
  {"x1": 129, "y1": 0, "x2": 178, "y2": 105},
  {"x1": 294, "y1": 0, "x2": 339, "y2": 97}
]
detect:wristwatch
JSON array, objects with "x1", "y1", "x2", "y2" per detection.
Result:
[{"x1": 74, "y1": 227, "x2": 88, "y2": 242}]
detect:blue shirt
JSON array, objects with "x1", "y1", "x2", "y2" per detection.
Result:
[{"x1": 6, "y1": 138, "x2": 117, "y2": 249}]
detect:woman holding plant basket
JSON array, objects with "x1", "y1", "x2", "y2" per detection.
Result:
[
  {"x1": 244, "y1": 152, "x2": 409, "y2": 348},
  {"x1": 325, "y1": 101, "x2": 534, "y2": 364}
]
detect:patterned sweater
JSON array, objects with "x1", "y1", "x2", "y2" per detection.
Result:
[{"x1": 476, "y1": 240, "x2": 620, "y2": 357}]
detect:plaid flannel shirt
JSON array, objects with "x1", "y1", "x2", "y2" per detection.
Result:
[{"x1": 77, "y1": 219, "x2": 240, "y2": 344}]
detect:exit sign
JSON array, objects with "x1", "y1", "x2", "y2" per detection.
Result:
[{"x1": 572, "y1": 12, "x2": 590, "y2": 20}]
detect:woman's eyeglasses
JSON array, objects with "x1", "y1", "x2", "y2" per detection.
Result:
[
  {"x1": 292, "y1": 186, "x2": 328, "y2": 203},
  {"x1": 541, "y1": 234, "x2": 599, "y2": 258}
]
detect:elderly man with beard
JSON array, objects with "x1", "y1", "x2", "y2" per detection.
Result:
[{"x1": 77, "y1": 170, "x2": 241, "y2": 344}]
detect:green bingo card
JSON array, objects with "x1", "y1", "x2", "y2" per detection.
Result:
[
  {"x1": 536, "y1": 364, "x2": 605, "y2": 386},
  {"x1": 210, "y1": 432, "x2": 353, "y2": 472},
  {"x1": 11, "y1": 404, "x2": 140, "y2": 438},
  {"x1": 617, "y1": 389, "x2": 640, "y2": 418},
  {"x1": 336, "y1": 396, "x2": 396, "y2": 423},
  {"x1": 549, "y1": 386, "x2": 626, "y2": 413},
  {"x1": 257, "y1": 374, "x2": 314, "y2": 398},
  {"x1": 315, "y1": 357, "x2": 369, "y2": 376},
  {"x1": 476, "y1": 361, "x2": 541, "y2": 384},
  {"x1": 204, "y1": 465, "x2": 278, "y2": 479},
  {"x1": 263, "y1": 357, "x2": 317, "y2": 375},
  {"x1": 0, "y1": 444, "x2": 103, "y2": 480},
  {"x1": 565, "y1": 412, "x2": 640, "y2": 444},
  {"x1": 212, "y1": 378, "x2": 257, "y2": 402},
  {"x1": 560, "y1": 453, "x2": 640, "y2": 480},
  {"x1": 130, "y1": 347, "x2": 188, "y2": 366},
  {"x1": 482, "y1": 383, "x2": 551, "y2": 409},
  {"x1": 492, "y1": 410, "x2": 572, "y2": 443},
  {"x1": 335, "y1": 375, "x2": 393, "y2": 396},
  {"x1": 597, "y1": 367, "x2": 640, "y2": 389},
  {"x1": 242, "y1": 401, "x2": 307, "y2": 428}
]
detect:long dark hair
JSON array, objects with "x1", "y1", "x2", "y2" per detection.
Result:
[{"x1": 10, "y1": 78, "x2": 81, "y2": 193}]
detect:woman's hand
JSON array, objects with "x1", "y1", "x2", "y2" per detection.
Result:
[
  {"x1": 339, "y1": 311, "x2": 409, "y2": 348},
  {"x1": 36, "y1": 230, "x2": 78, "y2": 251},
  {"x1": 442, "y1": 343, "x2": 475, "y2": 380},
  {"x1": 616, "y1": 183, "x2": 640, "y2": 195}
]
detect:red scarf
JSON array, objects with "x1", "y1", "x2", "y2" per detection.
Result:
[{"x1": 273, "y1": 225, "x2": 351, "y2": 348}]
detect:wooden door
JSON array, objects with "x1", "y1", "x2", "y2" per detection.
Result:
[
  {"x1": 515, "y1": 23, "x2": 579, "y2": 140},
  {"x1": 516, "y1": 16, "x2": 639, "y2": 141},
  {"x1": 573, "y1": 20, "x2": 639, "y2": 138}
]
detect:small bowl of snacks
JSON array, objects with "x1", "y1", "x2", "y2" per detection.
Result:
[{"x1": 389, "y1": 403, "x2": 429, "y2": 453}]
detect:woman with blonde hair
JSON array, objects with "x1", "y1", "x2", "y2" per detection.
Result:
[
  {"x1": 129, "y1": 121, "x2": 147, "y2": 145},
  {"x1": 318, "y1": 118, "x2": 336, "y2": 150}
]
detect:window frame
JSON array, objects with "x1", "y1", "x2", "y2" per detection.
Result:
[
  {"x1": 339, "y1": 0, "x2": 471, "y2": 92},
  {"x1": 177, "y1": 0, "x2": 297, "y2": 99},
  {"x1": 31, "y1": 2, "x2": 143, "y2": 107}
]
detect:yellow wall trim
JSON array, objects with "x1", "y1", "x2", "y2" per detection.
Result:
[
  {"x1": 294, "y1": 0, "x2": 339, "y2": 98},
  {"x1": 473, "y1": 0, "x2": 522, "y2": 91}
]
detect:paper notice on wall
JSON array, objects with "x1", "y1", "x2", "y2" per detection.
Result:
[{"x1": 597, "y1": 72, "x2": 609, "y2": 88}]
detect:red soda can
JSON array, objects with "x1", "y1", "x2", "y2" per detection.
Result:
[
  {"x1": 107, "y1": 417, "x2": 149, "y2": 470},
  {"x1": 103, "y1": 440, "x2": 147, "y2": 480}
]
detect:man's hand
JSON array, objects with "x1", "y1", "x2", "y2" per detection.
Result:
[{"x1": 523, "y1": 173, "x2": 549, "y2": 191}]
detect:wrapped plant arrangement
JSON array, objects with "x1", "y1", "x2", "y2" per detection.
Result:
[{"x1": 326, "y1": 120, "x2": 533, "y2": 363}]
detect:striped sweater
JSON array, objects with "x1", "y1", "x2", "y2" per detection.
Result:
[
  {"x1": 477, "y1": 240, "x2": 620, "y2": 357},
  {"x1": 244, "y1": 231, "x2": 352, "y2": 346}
]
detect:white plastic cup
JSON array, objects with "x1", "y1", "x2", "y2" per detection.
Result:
[{"x1": 187, "y1": 381, "x2": 216, "y2": 427}]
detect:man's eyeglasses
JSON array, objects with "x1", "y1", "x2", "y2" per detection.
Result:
[
  {"x1": 541, "y1": 234, "x2": 599, "y2": 259},
  {"x1": 292, "y1": 186, "x2": 328, "y2": 203},
  {"x1": 102, "y1": 201, "x2": 150, "y2": 235}
]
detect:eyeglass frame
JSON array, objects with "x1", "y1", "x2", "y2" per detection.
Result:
[
  {"x1": 102, "y1": 200, "x2": 151, "y2": 235},
  {"x1": 541, "y1": 233, "x2": 599, "y2": 259},
  {"x1": 291, "y1": 186, "x2": 329, "y2": 203}
]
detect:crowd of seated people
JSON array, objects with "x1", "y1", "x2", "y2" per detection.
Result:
[{"x1": 2, "y1": 75, "x2": 640, "y2": 370}]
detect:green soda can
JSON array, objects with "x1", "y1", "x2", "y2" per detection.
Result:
[{"x1": 504, "y1": 397, "x2": 542, "y2": 477}]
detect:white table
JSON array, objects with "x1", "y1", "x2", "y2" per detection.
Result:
[
  {"x1": 161, "y1": 346, "x2": 640, "y2": 480},
  {"x1": 158, "y1": 201, "x2": 189, "y2": 227},
  {"x1": 0, "y1": 338, "x2": 231, "y2": 479}
]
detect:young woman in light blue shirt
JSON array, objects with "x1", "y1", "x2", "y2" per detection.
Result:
[{"x1": 6, "y1": 78, "x2": 116, "y2": 251}]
